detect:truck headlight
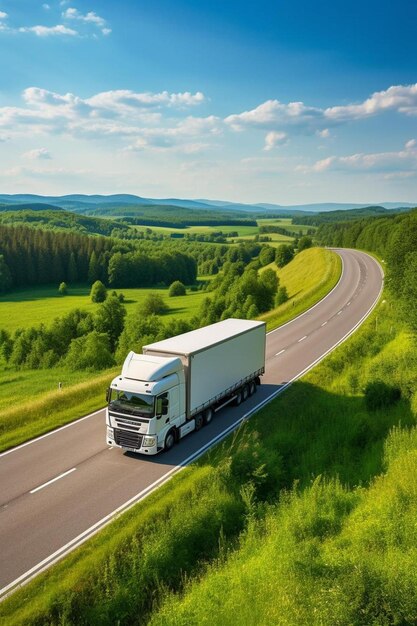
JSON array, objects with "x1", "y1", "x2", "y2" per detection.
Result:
[
  {"x1": 142, "y1": 436, "x2": 156, "y2": 447},
  {"x1": 107, "y1": 427, "x2": 114, "y2": 439}
]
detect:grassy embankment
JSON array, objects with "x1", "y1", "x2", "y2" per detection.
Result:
[
  {"x1": 0, "y1": 248, "x2": 339, "y2": 452},
  {"x1": 260, "y1": 246, "x2": 341, "y2": 330},
  {"x1": 3, "y1": 272, "x2": 417, "y2": 625}
]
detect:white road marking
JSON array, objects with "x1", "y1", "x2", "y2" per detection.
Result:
[
  {"x1": 321, "y1": 321, "x2": 328, "y2": 327},
  {"x1": 108, "y1": 447, "x2": 113, "y2": 450},
  {"x1": 275, "y1": 349, "x2": 286, "y2": 356},
  {"x1": 30, "y1": 468, "x2": 77, "y2": 494},
  {"x1": 347, "y1": 301, "x2": 351, "y2": 306},
  {"x1": 337, "y1": 310, "x2": 342, "y2": 315},
  {"x1": 0, "y1": 253, "x2": 385, "y2": 601},
  {"x1": 298, "y1": 335, "x2": 307, "y2": 342}
]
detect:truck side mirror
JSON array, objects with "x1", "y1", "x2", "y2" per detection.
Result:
[{"x1": 106, "y1": 388, "x2": 111, "y2": 404}]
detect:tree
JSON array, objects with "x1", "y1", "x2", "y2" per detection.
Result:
[
  {"x1": 58, "y1": 282, "x2": 68, "y2": 295},
  {"x1": 90, "y1": 280, "x2": 107, "y2": 303},
  {"x1": 259, "y1": 246, "x2": 275, "y2": 267},
  {"x1": 260, "y1": 268, "x2": 279, "y2": 295},
  {"x1": 88, "y1": 251, "x2": 100, "y2": 285},
  {"x1": 65, "y1": 331, "x2": 115, "y2": 371},
  {"x1": 140, "y1": 293, "x2": 168, "y2": 317},
  {"x1": 275, "y1": 286, "x2": 289, "y2": 305},
  {"x1": 0, "y1": 255, "x2": 12, "y2": 293},
  {"x1": 275, "y1": 245, "x2": 294, "y2": 268},
  {"x1": 94, "y1": 294, "x2": 127, "y2": 351},
  {"x1": 400, "y1": 251, "x2": 417, "y2": 330},
  {"x1": 297, "y1": 236, "x2": 313, "y2": 252},
  {"x1": 67, "y1": 252, "x2": 78, "y2": 283},
  {"x1": 169, "y1": 280, "x2": 186, "y2": 297}
]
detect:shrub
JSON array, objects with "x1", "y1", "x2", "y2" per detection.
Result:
[
  {"x1": 65, "y1": 331, "x2": 115, "y2": 370},
  {"x1": 275, "y1": 286, "x2": 289, "y2": 305},
  {"x1": 58, "y1": 281, "x2": 68, "y2": 295},
  {"x1": 140, "y1": 293, "x2": 168, "y2": 317},
  {"x1": 297, "y1": 236, "x2": 313, "y2": 252},
  {"x1": 364, "y1": 380, "x2": 401, "y2": 411},
  {"x1": 168, "y1": 280, "x2": 186, "y2": 297},
  {"x1": 275, "y1": 244, "x2": 294, "y2": 268},
  {"x1": 90, "y1": 280, "x2": 107, "y2": 303}
]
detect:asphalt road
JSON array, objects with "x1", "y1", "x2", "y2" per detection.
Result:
[{"x1": 0, "y1": 249, "x2": 383, "y2": 596}]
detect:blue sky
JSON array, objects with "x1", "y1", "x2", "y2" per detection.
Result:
[{"x1": 0, "y1": 0, "x2": 416, "y2": 204}]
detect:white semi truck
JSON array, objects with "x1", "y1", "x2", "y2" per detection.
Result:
[{"x1": 106, "y1": 318, "x2": 266, "y2": 455}]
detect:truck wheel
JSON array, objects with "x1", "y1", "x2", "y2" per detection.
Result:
[
  {"x1": 203, "y1": 408, "x2": 214, "y2": 425},
  {"x1": 234, "y1": 390, "x2": 242, "y2": 406},
  {"x1": 164, "y1": 429, "x2": 176, "y2": 451},
  {"x1": 249, "y1": 381, "x2": 256, "y2": 396},
  {"x1": 195, "y1": 414, "x2": 204, "y2": 431},
  {"x1": 242, "y1": 385, "x2": 249, "y2": 401}
]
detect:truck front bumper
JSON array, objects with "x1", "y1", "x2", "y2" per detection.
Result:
[{"x1": 107, "y1": 427, "x2": 159, "y2": 455}]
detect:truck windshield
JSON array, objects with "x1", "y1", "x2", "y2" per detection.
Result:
[{"x1": 109, "y1": 390, "x2": 154, "y2": 417}]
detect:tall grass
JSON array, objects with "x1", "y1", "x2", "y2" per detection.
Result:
[{"x1": 2, "y1": 288, "x2": 416, "y2": 625}]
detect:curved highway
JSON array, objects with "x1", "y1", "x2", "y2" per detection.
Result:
[{"x1": 0, "y1": 249, "x2": 383, "y2": 597}]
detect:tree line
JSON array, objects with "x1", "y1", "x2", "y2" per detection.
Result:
[{"x1": 317, "y1": 209, "x2": 417, "y2": 329}]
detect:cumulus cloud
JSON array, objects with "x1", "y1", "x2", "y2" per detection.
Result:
[
  {"x1": 63, "y1": 7, "x2": 110, "y2": 35},
  {"x1": 0, "y1": 86, "x2": 214, "y2": 152},
  {"x1": 308, "y1": 140, "x2": 417, "y2": 176},
  {"x1": 225, "y1": 84, "x2": 417, "y2": 143},
  {"x1": 42, "y1": 4, "x2": 51, "y2": 10},
  {"x1": 22, "y1": 147, "x2": 52, "y2": 160},
  {"x1": 18, "y1": 24, "x2": 77, "y2": 36},
  {"x1": 0, "y1": 11, "x2": 8, "y2": 19}
]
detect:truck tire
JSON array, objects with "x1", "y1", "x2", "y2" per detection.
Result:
[
  {"x1": 234, "y1": 390, "x2": 242, "y2": 406},
  {"x1": 249, "y1": 381, "x2": 256, "y2": 396},
  {"x1": 203, "y1": 408, "x2": 214, "y2": 425},
  {"x1": 195, "y1": 414, "x2": 204, "y2": 431},
  {"x1": 164, "y1": 429, "x2": 176, "y2": 451},
  {"x1": 242, "y1": 384, "x2": 249, "y2": 401}
]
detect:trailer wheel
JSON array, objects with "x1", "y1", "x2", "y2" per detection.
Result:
[
  {"x1": 195, "y1": 414, "x2": 204, "y2": 431},
  {"x1": 203, "y1": 408, "x2": 214, "y2": 425},
  {"x1": 249, "y1": 381, "x2": 256, "y2": 396},
  {"x1": 234, "y1": 390, "x2": 242, "y2": 406},
  {"x1": 242, "y1": 385, "x2": 249, "y2": 401},
  {"x1": 164, "y1": 429, "x2": 176, "y2": 451}
]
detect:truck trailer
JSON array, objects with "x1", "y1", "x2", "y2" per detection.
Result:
[{"x1": 106, "y1": 318, "x2": 266, "y2": 455}]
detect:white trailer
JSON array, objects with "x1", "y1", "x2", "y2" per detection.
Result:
[{"x1": 106, "y1": 319, "x2": 266, "y2": 455}]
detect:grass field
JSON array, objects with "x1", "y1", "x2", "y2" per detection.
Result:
[
  {"x1": 260, "y1": 247, "x2": 341, "y2": 330},
  {"x1": 134, "y1": 223, "x2": 260, "y2": 237},
  {"x1": 257, "y1": 217, "x2": 317, "y2": 235},
  {"x1": 0, "y1": 285, "x2": 207, "y2": 334},
  {"x1": 3, "y1": 286, "x2": 415, "y2": 626}
]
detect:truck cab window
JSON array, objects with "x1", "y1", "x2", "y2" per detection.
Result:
[{"x1": 156, "y1": 393, "x2": 169, "y2": 417}]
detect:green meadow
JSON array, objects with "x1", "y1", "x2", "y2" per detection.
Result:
[{"x1": 0, "y1": 284, "x2": 208, "y2": 335}]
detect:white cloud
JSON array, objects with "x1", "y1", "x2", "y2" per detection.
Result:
[
  {"x1": 309, "y1": 140, "x2": 417, "y2": 175},
  {"x1": 22, "y1": 147, "x2": 52, "y2": 160},
  {"x1": 225, "y1": 83, "x2": 417, "y2": 140},
  {"x1": 264, "y1": 131, "x2": 288, "y2": 151},
  {"x1": 0, "y1": 86, "x2": 212, "y2": 152},
  {"x1": 42, "y1": 4, "x2": 51, "y2": 10},
  {"x1": 0, "y1": 11, "x2": 8, "y2": 19},
  {"x1": 63, "y1": 7, "x2": 110, "y2": 35},
  {"x1": 19, "y1": 24, "x2": 78, "y2": 36}
]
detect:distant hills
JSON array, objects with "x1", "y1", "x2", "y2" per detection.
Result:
[{"x1": 0, "y1": 194, "x2": 415, "y2": 217}]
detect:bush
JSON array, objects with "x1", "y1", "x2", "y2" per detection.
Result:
[
  {"x1": 58, "y1": 282, "x2": 68, "y2": 295},
  {"x1": 140, "y1": 293, "x2": 168, "y2": 317},
  {"x1": 168, "y1": 280, "x2": 186, "y2": 297},
  {"x1": 90, "y1": 280, "x2": 107, "y2": 303},
  {"x1": 275, "y1": 286, "x2": 289, "y2": 305},
  {"x1": 259, "y1": 246, "x2": 275, "y2": 267},
  {"x1": 275, "y1": 244, "x2": 294, "y2": 268},
  {"x1": 297, "y1": 236, "x2": 313, "y2": 252},
  {"x1": 65, "y1": 331, "x2": 115, "y2": 370},
  {"x1": 364, "y1": 380, "x2": 401, "y2": 411}
]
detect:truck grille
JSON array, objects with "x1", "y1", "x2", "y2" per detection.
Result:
[{"x1": 114, "y1": 428, "x2": 143, "y2": 450}]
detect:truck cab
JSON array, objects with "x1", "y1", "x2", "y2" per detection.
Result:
[{"x1": 106, "y1": 353, "x2": 185, "y2": 455}]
